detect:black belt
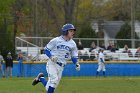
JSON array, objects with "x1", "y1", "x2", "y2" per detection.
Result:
[{"x1": 56, "y1": 62, "x2": 65, "y2": 67}]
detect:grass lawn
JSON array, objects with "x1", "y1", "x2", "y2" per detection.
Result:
[{"x1": 0, "y1": 77, "x2": 140, "y2": 93}]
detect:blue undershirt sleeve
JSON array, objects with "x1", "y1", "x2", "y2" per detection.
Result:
[
  {"x1": 44, "y1": 48, "x2": 52, "y2": 58},
  {"x1": 71, "y1": 57, "x2": 78, "y2": 64},
  {"x1": 100, "y1": 58, "x2": 104, "y2": 63}
]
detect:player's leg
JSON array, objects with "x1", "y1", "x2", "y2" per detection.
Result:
[
  {"x1": 10, "y1": 67, "x2": 12, "y2": 77},
  {"x1": 46, "y1": 62, "x2": 59, "y2": 93},
  {"x1": 54, "y1": 65, "x2": 63, "y2": 88},
  {"x1": 32, "y1": 72, "x2": 45, "y2": 86},
  {"x1": 47, "y1": 86, "x2": 55, "y2": 93},
  {"x1": 45, "y1": 61, "x2": 59, "y2": 93},
  {"x1": 47, "y1": 70, "x2": 63, "y2": 93},
  {"x1": 96, "y1": 71, "x2": 99, "y2": 76},
  {"x1": 1, "y1": 64, "x2": 5, "y2": 77},
  {"x1": 39, "y1": 75, "x2": 47, "y2": 86},
  {"x1": 96, "y1": 64, "x2": 101, "y2": 77},
  {"x1": 2, "y1": 64, "x2": 5, "y2": 77},
  {"x1": 18, "y1": 63, "x2": 21, "y2": 77},
  {"x1": 6, "y1": 67, "x2": 9, "y2": 77},
  {"x1": 32, "y1": 61, "x2": 55, "y2": 87},
  {"x1": 102, "y1": 64, "x2": 106, "y2": 77}
]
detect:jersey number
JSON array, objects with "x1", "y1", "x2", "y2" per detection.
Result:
[{"x1": 65, "y1": 53, "x2": 69, "y2": 58}]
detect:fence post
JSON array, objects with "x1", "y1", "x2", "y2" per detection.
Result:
[
  {"x1": 97, "y1": 39, "x2": 99, "y2": 47},
  {"x1": 27, "y1": 43, "x2": 29, "y2": 62}
]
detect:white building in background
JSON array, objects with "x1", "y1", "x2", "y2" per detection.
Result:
[{"x1": 92, "y1": 21, "x2": 140, "y2": 47}]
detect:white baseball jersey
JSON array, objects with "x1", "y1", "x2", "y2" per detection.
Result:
[
  {"x1": 98, "y1": 52, "x2": 105, "y2": 64},
  {"x1": 44, "y1": 36, "x2": 78, "y2": 64},
  {"x1": 97, "y1": 52, "x2": 106, "y2": 72}
]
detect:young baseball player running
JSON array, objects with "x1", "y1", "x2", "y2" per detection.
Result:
[
  {"x1": 96, "y1": 48, "x2": 106, "y2": 77},
  {"x1": 32, "y1": 23, "x2": 80, "y2": 93}
]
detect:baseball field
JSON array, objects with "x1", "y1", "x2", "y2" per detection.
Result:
[{"x1": 0, "y1": 76, "x2": 140, "y2": 93}]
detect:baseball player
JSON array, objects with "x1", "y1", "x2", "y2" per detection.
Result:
[
  {"x1": 32, "y1": 23, "x2": 80, "y2": 93},
  {"x1": 96, "y1": 48, "x2": 106, "y2": 77}
]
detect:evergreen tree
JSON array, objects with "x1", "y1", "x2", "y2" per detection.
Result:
[
  {"x1": 0, "y1": 18, "x2": 14, "y2": 59},
  {"x1": 77, "y1": 23, "x2": 97, "y2": 48},
  {"x1": 116, "y1": 22, "x2": 139, "y2": 48}
]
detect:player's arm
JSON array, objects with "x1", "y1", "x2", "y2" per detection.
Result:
[
  {"x1": 99, "y1": 54, "x2": 105, "y2": 63},
  {"x1": 71, "y1": 43, "x2": 80, "y2": 71},
  {"x1": 44, "y1": 38, "x2": 58, "y2": 62},
  {"x1": 100, "y1": 58, "x2": 104, "y2": 63},
  {"x1": 71, "y1": 56, "x2": 78, "y2": 64},
  {"x1": 71, "y1": 57, "x2": 80, "y2": 71},
  {"x1": 44, "y1": 48, "x2": 52, "y2": 58}
]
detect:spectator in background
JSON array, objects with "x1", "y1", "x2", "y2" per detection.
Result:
[
  {"x1": 135, "y1": 47, "x2": 140, "y2": 57},
  {"x1": 90, "y1": 51, "x2": 96, "y2": 61},
  {"x1": 122, "y1": 45, "x2": 133, "y2": 57},
  {"x1": 27, "y1": 54, "x2": 33, "y2": 61},
  {"x1": 107, "y1": 42, "x2": 113, "y2": 50},
  {"x1": 17, "y1": 52, "x2": 23, "y2": 77},
  {"x1": 100, "y1": 43, "x2": 106, "y2": 50},
  {"x1": 111, "y1": 45, "x2": 118, "y2": 52},
  {"x1": 77, "y1": 39, "x2": 84, "y2": 50},
  {"x1": 5, "y1": 52, "x2": 13, "y2": 77},
  {"x1": 0, "y1": 52, "x2": 5, "y2": 77},
  {"x1": 89, "y1": 41, "x2": 97, "y2": 52},
  {"x1": 122, "y1": 44, "x2": 129, "y2": 53},
  {"x1": 83, "y1": 51, "x2": 90, "y2": 61},
  {"x1": 128, "y1": 50, "x2": 133, "y2": 57},
  {"x1": 78, "y1": 51, "x2": 83, "y2": 61}
]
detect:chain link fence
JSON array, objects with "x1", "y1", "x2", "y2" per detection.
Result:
[{"x1": 15, "y1": 37, "x2": 140, "y2": 61}]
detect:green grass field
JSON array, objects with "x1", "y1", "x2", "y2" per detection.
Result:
[{"x1": 0, "y1": 77, "x2": 140, "y2": 93}]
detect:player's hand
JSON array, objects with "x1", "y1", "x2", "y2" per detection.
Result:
[
  {"x1": 76, "y1": 63, "x2": 80, "y2": 71},
  {"x1": 50, "y1": 56, "x2": 58, "y2": 63}
]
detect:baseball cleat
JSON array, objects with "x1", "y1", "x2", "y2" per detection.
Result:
[{"x1": 32, "y1": 73, "x2": 44, "y2": 86}]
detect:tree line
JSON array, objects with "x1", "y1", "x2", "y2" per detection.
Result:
[{"x1": 0, "y1": 0, "x2": 140, "y2": 57}]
